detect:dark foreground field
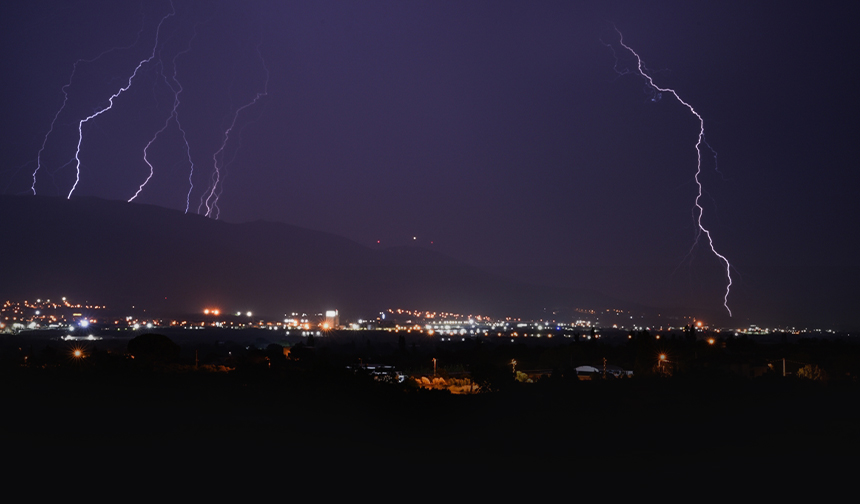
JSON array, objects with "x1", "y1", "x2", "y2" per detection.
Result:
[{"x1": 3, "y1": 365, "x2": 859, "y2": 475}]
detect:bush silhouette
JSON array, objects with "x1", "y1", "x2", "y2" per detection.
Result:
[{"x1": 127, "y1": 333, "x2": 180, "y2": 363}]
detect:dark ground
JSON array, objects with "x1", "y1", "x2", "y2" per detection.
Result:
[
  {"x1": 4, "y1": 327, "x2": 860, "y2": 482},
  {"x1": 3, "y1": 365, "x2": 859, "y2": 476}
]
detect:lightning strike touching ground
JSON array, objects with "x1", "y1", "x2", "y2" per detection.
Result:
[
  {"x1": 128, "y1": 67, "x2": 172, "y2": 203},
  {"x1": 174, "y1": 35, "x2": 198, "y2": 214},
  {"x1": 30, "y1": 22, "x2": 146, "y2": 196},
  {"x1": 19, "y1": 2, "x2": 269, "y2": 220},
  {"x1": 129, "y1": 26, "x2": 197, "y2": 204},
  {"x1": 201, "y1": 44, "x2": 269, "y2": 219},
  {"x1": 608, "y1": 26, "x2": 734, "y2": 316},
  {"x1": 67, "y1": 6, "x2": 175, "y2": 200}
]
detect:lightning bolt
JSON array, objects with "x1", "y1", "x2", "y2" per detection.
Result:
[
  {"x1": 175, "y1": 39, "x2": 197, "y2": 215},
  {"x1": 608, "y1": 26, "x2": 733, "y2": 316},
  {"x1": 203, "y1": 100, "x2": 266, "y2": 221},
  {"x1": 67, "y1": 5, "x2": 175, "y2": 200},
  {"x1": 30, "y1": 21, "x2": 146, "y2": 195},
  {"x1": 128, "y1": 63, "x2": 170, "y2": 203},
  {"x1": 200, "y1": 42, "x2": 269, "y2": 219},
  {"x1": 128, "y1": 25, "x2": 197, "y2": 205}
]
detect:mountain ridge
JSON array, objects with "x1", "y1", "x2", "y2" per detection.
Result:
[{"x1": 1, "y1": 195, "x2": 629, "y2": 320}]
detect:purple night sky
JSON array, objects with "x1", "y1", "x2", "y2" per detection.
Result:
[{"x1": 1, "y1": 0, "x2": 858, "y2": 329}]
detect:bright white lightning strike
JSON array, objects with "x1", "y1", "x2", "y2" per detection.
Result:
[
  {"x1": 28, "y1": 3, "x2": 268, "y2": 221},
  {"x1": 609, "y1": 27, "x2": 734, "y2": 316},
  {"x1": 128, "y1": 29, "x2": 196, "y2": 204},
  {"x1": 31, "y1": 24, "x2": 146, "y2": 196},
  {"x1": 67, "y1": 7, "x2": 175, "y2": 200}
]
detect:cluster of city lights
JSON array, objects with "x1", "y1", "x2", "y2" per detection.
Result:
[
  {"x1": 0, "y1": 297, "x2": 844, "y2": 337},
  {"x1": 1, "y1": 296, "x2": 105, "y2": 332}
]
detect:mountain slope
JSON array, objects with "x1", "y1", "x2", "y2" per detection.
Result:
[{"x1": 0, "y1": 195, "x2": 623, "y2": 319}]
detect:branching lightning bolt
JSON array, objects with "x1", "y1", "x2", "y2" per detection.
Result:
[
  {"x1": 609, "y1": 26, "x2": 733, "y2": 316},
  {"x1": 68, "y1": 6, "x2": 175, "y2": 200},
  {"x1": 175, "y1": 38, "x2": 197, "y2": 214},
  {"x1": 34, "y1": 67, "x2": 79, "y2": 196},
  {"x1": 21, "y1": 3, "x2": 271, "y2": 218},
  {"x1": 128, "y1": 62, "x2": 171, "y2": 202},
  {"x1": 129, "y1": 24, "x2": 197, "y2": 205},
  {"x1": 200, "y1": 43, "x2": 269, "y2": 219},
  {"x1": 30, "y1": 22, "x2": 145, "y2": 195}
]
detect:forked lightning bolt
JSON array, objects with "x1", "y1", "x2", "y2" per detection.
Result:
[
  {"x1": 25, "y1": 3, "x2": 269, "y2": 221},
  {"x1": 609, "y1": 27, "x2": 733, "y2": 316},
  {"x1": 68, "y1": 6, "x2": 175, "y2": 200},
  {"x1": 31, "y1": 23, "x2": 145, "y2": 195},
  {"x1": 129, "y1": 27, "x2": 197, "y2": 205},
  {"x1": 174, "y1": 37, "x2": 197, "y2": 214},
  {"x1": 200, "y1": 44, "x2": 269, "y2": 219}
]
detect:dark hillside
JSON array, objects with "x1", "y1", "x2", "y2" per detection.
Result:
[{"x1": 0, "y1": 195, "x2": 623, "y2": 318}]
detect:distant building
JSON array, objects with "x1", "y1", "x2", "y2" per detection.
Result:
[
  {"x1": 575, "y1": 364, "x2": 632, "y2": 379},
  {"x1": 575, "y1": 365, "x2": 601, "y2": 380},
  {"x1": 325, "y1": 310, "x2": 339, "y2": 329}
]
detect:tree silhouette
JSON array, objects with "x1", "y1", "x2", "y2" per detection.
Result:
[{"x1": 127, "y1": 333, "x2": 180, "y2": 364}]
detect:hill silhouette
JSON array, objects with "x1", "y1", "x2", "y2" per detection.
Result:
[{"x1": 0, "y1": 195, "x2": 625, "y2": 319}]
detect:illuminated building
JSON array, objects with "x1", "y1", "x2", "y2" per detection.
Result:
[{"x1": 325, "y1": 310, "x2": 339, "y2": 330}]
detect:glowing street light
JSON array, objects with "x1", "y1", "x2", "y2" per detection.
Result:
[{"x1": 658, "y1": 353, "x2": 673, "y2": 375}]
